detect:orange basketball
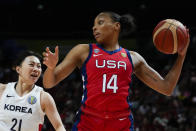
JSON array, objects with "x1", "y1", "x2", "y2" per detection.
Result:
[{"x1": 153, "y1": 19, "x2": 189, "y2": 54}]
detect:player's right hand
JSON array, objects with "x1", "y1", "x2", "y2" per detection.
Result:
[{"x1": 43, "y1": 46, "x2": 59, "y2": 69}]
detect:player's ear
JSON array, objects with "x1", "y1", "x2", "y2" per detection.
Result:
[
  {"x1": 15, "y1": 66, "x2": 20, "y2": 74},
  {"x1": 114, "y1": 22, "x2": 120, "y2": 31}
]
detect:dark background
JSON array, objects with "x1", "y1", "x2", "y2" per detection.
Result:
[{"x1": 0, "y1": 0, "x2": 196, "y2": 39}]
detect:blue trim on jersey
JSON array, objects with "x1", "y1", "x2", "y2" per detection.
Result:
[
  {"x1": 129, "y1": 113, "x2": 135, "y2": 131},
  {"x1": 72, "y1": 109, "x2": 82, "y2": 131},
  {"x1": 127, "y1": 74, "x2": 134, "y2": 130},
  {"x1": 96, "y1": 43, "x2": 122, "y2": 55},
  {"x1": 125, "y1": 49, "x2": 134, "y2": 71},
  {"x1": 80, "y1": 44, "x2": 92, "y2": 105},
  {"x1": 126, "y1": 49, "x2": 134, "y2": 109},
  {"x1": 127, "y1": 78, "x2": 133, "y2": 110},
  {"x1": 73, "y1": 44, "x2": 92, "y2": 131},
  {"x1": 81, "y1": 44, "x2": 93, "y2": 70},
  {"x1": 125, "y1": 49, "x2": 135, "y2": 131},
  {"x1": 127, "y1": 95, "x2": 132, "y2": 109}
]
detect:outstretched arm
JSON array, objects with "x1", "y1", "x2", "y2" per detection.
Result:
[
  {"x1": 41, "y1": 91, "x2": 66, "y2": 131},
  {"x1": 42, "y1": 44, "x2": 89, "y2": 89},
  {"x1": 132, "y1": 30, "x2": 189, "y2": 96}
]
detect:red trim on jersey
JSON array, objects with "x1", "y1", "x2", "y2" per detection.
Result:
[{"x1": 39, "y1": 124, "x2": 43, "y2": 131}]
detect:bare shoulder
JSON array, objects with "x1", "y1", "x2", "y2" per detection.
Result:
[
  {"x1": 76, "y1": 44, "x2": 89, "y2": 49},
  {"x1": 40, "y1": 90, "x2": 56, "y2": 103},
  {"x1": 73, "y1": 44, "x2": 90, "y2": 67},
  {"x1": 129, "y1": 51, "x2": 142, "y2": 58},
  {"x1": 67, "y1": 44, "x2": 89, "y2": 60},
  {"x1": 60, "y1": 43, "x2": 90, "y2": 68},
  {"x1": 129, "y1": 51, "x2": 147, "y2": 68},
  {"x1": 0, "y1": 83, "x2": 6, "y2": 92},
  {"x1": 129, "y1": 51, "x2": 139, "y2": 57},
  {"x1": 0, "y1": 83, "x2": 7, "y2": 99},
  {"x1": 40, "y1": 91, "x2": 53, "y2": 111},
  {"x1": 40, "y1": 90, "x2": 52, "y2": 100},
  {"x1": 72, "y1": 44, "x2": 89, "y2": 52}
]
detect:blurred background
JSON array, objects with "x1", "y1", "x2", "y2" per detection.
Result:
[{"x1": 0, "y1": 0, "x2": 196, "y2": 131}]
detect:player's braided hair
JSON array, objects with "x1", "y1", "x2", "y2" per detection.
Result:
[{"x1": 102, "y1": 11, "x2": 136, "y2": 37}]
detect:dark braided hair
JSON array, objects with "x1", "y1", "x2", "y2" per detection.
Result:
[{"x1": 102, "y1": 11, "x2": 136, "y2": 37}]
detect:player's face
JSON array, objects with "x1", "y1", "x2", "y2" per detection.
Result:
[
  {"x1": 93, "y1": 13, "x2": 118, "y2": 44},
  {"x1": 17, "y1": 56, "x2": 42, "y2": 85}
]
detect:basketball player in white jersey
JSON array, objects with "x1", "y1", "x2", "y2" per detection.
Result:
[{"x1": 0, "y1": 51, "x2": 66, "y2": 131}]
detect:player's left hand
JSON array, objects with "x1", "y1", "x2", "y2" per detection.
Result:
[
  {"x1": 178, "y1": 27, "x2": 190, "y2": 56},
  {"x1": 43, "y1": 46, "x2": 59, "y2": 69}
]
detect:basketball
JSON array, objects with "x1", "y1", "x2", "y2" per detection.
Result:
[{"x1": 153, "y1": 19, "x2": 189, "y2": 54}]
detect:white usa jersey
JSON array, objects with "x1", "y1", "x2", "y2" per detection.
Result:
[{"x1": 0, "y1": 82, "x2": 45, "y2": 131}]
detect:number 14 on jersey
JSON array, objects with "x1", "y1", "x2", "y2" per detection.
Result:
[{"x1": 102, "y1": 74, "x2": 118, "y2": 93}]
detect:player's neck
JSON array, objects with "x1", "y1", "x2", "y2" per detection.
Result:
[
  {"x1": 15, "y1": 80, "x2": 35, "y2": 97},
  {"x1": 101, "y1": 42, "x2": 120, "y2": 51}
]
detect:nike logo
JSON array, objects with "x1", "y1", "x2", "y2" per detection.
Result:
[
  {"x1": 119, "y1": 117, "x2": 127, "y2": 121},
  {"x1": 93, "y1": 54, "x2": 103, "y2": 57},
  {"x1": 6, "y1": 95, "x2": 14, "y2": 97}
]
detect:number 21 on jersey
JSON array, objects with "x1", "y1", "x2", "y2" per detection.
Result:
[
  {"x1": 102, "y1": 74, "x2": 118, "y2": 93},
  {"x1": 11, "y1": 118, "x2": 22, "y2": 131}
]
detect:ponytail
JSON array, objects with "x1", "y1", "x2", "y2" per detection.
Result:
[
  {"x1": 119, "y1": 14, "x2": 136, "y2": 37},
  {"x1": 101, "y1": 11, "x2": 136, "y2": 37}
]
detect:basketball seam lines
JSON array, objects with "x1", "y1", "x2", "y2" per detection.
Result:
[
  {"x1": 154, "y1": 20, "x2": 177, "y2": 54},
  {"x1": 169, "y1": 21, "x2": 178, "y2": 54},
  {"x1": 153, "y1": 19, "x2": 186, "y2": 54},
  {"x1": 161, "y1": 23, "x2": 172, "y2": 52}
]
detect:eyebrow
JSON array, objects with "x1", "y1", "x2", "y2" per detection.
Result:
[
  {"x1": 29, "y1": 61, "x2": 41, "y2": 65},
  {"x1": 97, "y1": 16, "x2": 106, "y2": 19}
]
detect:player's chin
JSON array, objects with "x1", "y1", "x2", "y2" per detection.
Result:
[
  {"x1": 95, "y1": 38, "x2": 103, "y2": 44},
  {"x1": 29, "y1": 77, "x2": 39, "y2": 84}
]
